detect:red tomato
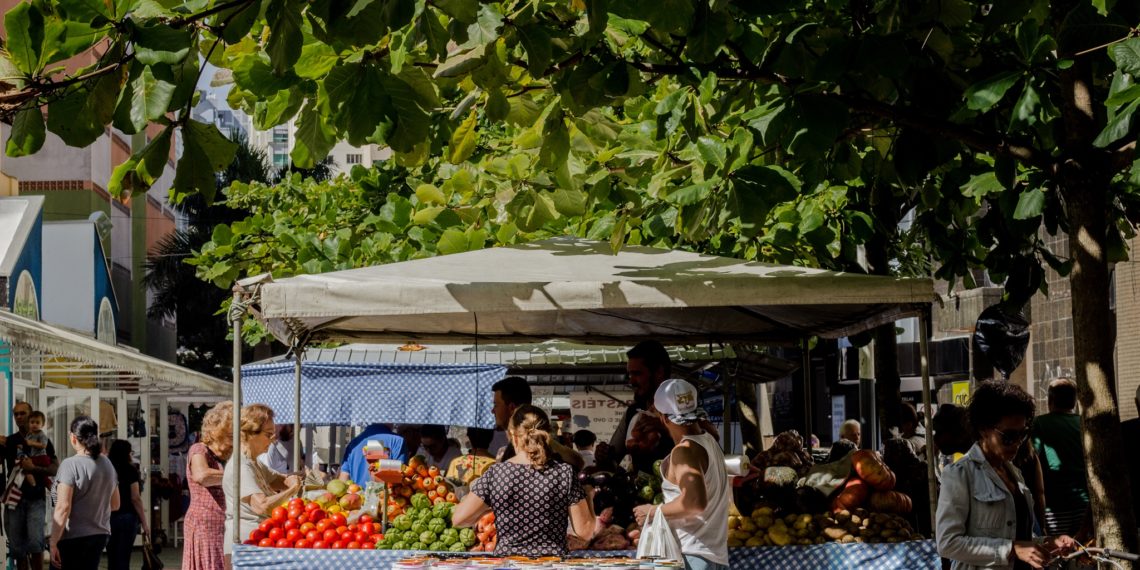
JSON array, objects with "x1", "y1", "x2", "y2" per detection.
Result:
[
  {"x1": 286, "y1": 529, "x2": 302, "y2": 542},
  {"x1": 323, "y1": 529, "x2": 338, "y2": 542},
  {"x1": 363, "y1": 541, "x2": 375, "y2": 550},
  {"x1": 275, "y1": 539, "x2": 291, "y2": 548},
  {"x1": 370, "y1": 534, "x2": 383, "y2": 543},
  {"x1": 359, "y1": 514, "x2": 373, "y2": 525},
  {"x1": 259, "y1": 520, "x2": 276, "y2": 534},
  {"x1": 268, "y1": 528, "x2": 284, "y2": 542},
  {"x1": 316, "y1": 520, "x2": 331, "y2": 533},
  {"x1": 331, "y1": 541, "x2": 345, "y2": 550},
  {"x1": 288, "y1": 498, "x2": 304, "y2": 510},
  {"x1": 309, "y1": 510, "x2": 326, "y2": 522},
  {"x1": 297, "y1": 513, "x2": 310, "y2": 525},
  {"x1": 329, "y1": 514, "x2": 347, "y2": 528},
  {"x1": 353, "y1": 532, "x2": 367, "y2": 543},
  {"x1": 348, "y1": 524, "x2": 359, "y2": 533},
  {"x1": 305, "y1": 530, "x2": 320, "y2": 542},
  {"x1": 294, "y1": 539, "x2": 310, "y2": 549},
  {"x1": 312, "y1": 541, "x2": 328, "y2": 549},
  {"x1": 271, "y1": 507, "x2": 288, "y2": 522},
  {"x1": 283, "y1": 519, "x2": 299, "y2": 531},
  {"x1": 249, "y1": 529, "x2": 266, "y2": 542},
  {"x1": 335, "y1": 526, "x2": 349, "y2": 536},
  {"x1": 258, "y1": 538, "x2": 274, "y2": 548},
  {"x1": 300, "y1": 522, "x2": 316, "y2": 534},
  {"x1": 357, "y1": 522, "x2": 373, "y2": 535},
  {"x1": 305, "y1": 501, "x2": 322, "y2": 512},
  {"x1": 243, "y1": 539, "x2": 258, "y2": 545},
  {"x1": 347, "y1": 541, "x2": 361, "y2": 550},
  {"x1": 288, "y1": 508, "x2": 304, "y2": 520}
]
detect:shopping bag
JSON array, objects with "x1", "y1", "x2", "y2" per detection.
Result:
[
  {"x1": 142, "y1": 532, "x2": 165, "y2": 570},
  {"x1": 635, "y1": 509, "x2": 684, "y2": 561}
]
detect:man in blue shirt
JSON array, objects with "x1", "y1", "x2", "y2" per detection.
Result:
[{"x1": 339, "y1": 423, "x2": 407, "y2": 486}]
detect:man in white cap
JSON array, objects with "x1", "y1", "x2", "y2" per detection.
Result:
[{"x1": 632, "y1": 379, "x2": 729, "y2": 570}]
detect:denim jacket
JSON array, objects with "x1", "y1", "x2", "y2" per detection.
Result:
[{"x1": 936, "y1": 443, "x2": 1037, "y2": 569}]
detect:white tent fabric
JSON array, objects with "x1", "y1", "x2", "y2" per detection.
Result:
[
  {"x1": 0, "y1": 309, "x2": 230, "y2": 396},
  {"x1": 249, "y1": 238, "x2": 934, "y2": 346}
]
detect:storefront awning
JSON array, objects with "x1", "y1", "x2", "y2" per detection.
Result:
[{"x1": 0, "y1": 309, "x2": 230, "y2": 396}]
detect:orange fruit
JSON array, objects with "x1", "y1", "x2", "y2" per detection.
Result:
[{"x1": 428, "y1": 466, "x2": 440, "y2": 478}]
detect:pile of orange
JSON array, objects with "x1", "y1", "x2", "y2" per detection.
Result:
[{"x1": 385, "y1": 456, "x2": 459, "y2": 519}]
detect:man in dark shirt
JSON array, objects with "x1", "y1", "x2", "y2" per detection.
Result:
[
  {"x1": 597, "y1": 341, "x2": 676, "y2": 475},
  {"x1": 3, "y1": 401, "x2": 58, "y2": 570}
]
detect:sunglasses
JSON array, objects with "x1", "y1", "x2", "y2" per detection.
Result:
[{"x1": 994, "y1": 428, "x2": 1030, "y2": 446}]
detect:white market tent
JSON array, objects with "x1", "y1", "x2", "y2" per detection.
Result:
[{"x1": 231, "y1": 238, "x2": 939, "y2": 542}]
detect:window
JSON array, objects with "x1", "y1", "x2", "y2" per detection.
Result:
[
  {"x1": 346, "y1": 153, "x2": 363, "y2": 165},
  {"x1": 272, "y1": 130, "x2": 289, "y2": 144},
  {"x1": 273, "y1": 153, "x2": 289, "y2": 167}
]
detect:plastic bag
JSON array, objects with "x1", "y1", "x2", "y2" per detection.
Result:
[
  {"x1": 635, "y1": 509, "x2": 683, "y2": 561},
  {"x1": 972, "y1": 303, "x2": 1030, "y2": 380}
]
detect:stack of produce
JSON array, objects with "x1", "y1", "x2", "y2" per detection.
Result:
[
  {"x1": 830, "y1": 450, "x2": 912, "y2": 515},
  {"x1": 633, "y1": 461, "x2": 665, "y2": 506},
  {"x1": 469, "y1": 512, "x2": 496, "y2": 552},
  {"x1": 384, "y1": 457, "x2": 460, "y2": 520},
  {"x1": 727, "y1": 506, "x2": 917, "y2": 547},
  {"x1": 244, "y1": 496, "x2": 383, "y2": 549},
  {"x1": 376, "y1": 493, "x2": 475, "y2": 552}
]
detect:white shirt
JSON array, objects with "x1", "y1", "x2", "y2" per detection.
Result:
[
  {"x1": 578, "y1": 449, "x2": 596, "y2": 468},
  {"x1": 258, "y1": 441, "x2": 317, "y2": 474},
  {"x1": 418, "y1": 444, "x2": 462, "y2": 471},
  {"x1": 660, "y1": 433, "x2": 729, "y2": 565}
]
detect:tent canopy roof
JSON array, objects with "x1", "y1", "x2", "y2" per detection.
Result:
[
  {"x1": 0, "y1": 310, "x2": 231, "y2": 396},
  {"x1": 247, "y1": 238, "x2": 934, "y2": 346}
]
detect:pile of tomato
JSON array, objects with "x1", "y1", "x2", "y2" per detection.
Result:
[{"x1": 244, "y1": 497, "x2": 384, "y2": 549}]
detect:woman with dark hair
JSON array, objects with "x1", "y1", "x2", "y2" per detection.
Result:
[
  {"x1": 49, "y1": 416, "x2": 119, "y2": 570},
  {"x1": 452, "y1": 405, "x2": 595, "y2": 556},
  {"x1": 936, "y1": 381, "x2": 1075, "y2": 570},
  {"x1": 107, "y1": 440, "x2": 150, "y2": 570}
]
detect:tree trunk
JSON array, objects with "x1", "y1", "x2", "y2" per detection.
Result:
[{"x1": 1064, "y1": 179, "x2": 1138, "y2": 562}]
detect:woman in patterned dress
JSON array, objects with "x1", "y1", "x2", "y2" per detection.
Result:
[
  {"x1": 183, "y1": 402, "x2": 233, "y2": 570},
  {"x1": 452, "y1": 405, "x2": 595, "y2": 556}
]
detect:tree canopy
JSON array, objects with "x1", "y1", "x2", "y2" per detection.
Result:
[{"x1": 5, "y1": 0, "x2": 1140, "y2": 555}]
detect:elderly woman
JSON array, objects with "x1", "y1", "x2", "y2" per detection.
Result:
[
  {"x1": 452, "y1": 405, "x2": 595, "y2": 556},
  {"x1": 183, "y1": 402, "x2": 233, "y2": 570},
  {"x1": 936, "y1": 381, "x2": 1075, "y2": 570},
  {"x1": 223, "y1": 404, "x2": 302, "y2": 560}
]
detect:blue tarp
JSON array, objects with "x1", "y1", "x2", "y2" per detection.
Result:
[
  {"x1": 232, "y1": 541, "x2": 940, "y2": 569},
  {"x1": 241, "y1": 362, "x2": 506, "y2": 428}
]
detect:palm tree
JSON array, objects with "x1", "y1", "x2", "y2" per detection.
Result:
[{"x1": 144, "y1": 130, "x2": 273, "y2": 378}]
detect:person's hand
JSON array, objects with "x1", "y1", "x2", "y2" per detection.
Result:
[
  {"x1": 50, "y1": 542, "x2": 61, "y2": 567},
  {"x1": 283, "y1": 474, "x2": 302, "y2": 489},
  {"x1": 19, "y1": 458, "x2": 34, "y2": 470},
  {"x1": 632, "y1": 504, "x2": 656, "y2": 527},
  {"x1": 1012, "y1": 540, "x2": 1053, "y2": 568},
  {"x1": 1045, "y1": 535, "x2": 1077, "y2": 555}
]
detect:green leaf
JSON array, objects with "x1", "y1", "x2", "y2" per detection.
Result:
[
  {"x1": 5, "y1": 3, "x2": 44, "y2": 74},
  {"x1": 1009, "y1": 83, "x2": 1041, "y2": 130},
  {"x1": 377, "y1": 71, "x2": 431, "y2": 153},
  {"x1": 437, "y1": 228, "x2": 469, "y2": 255},
  {"x1": 1106, "y1": 84, "x2": 1140, "y2": 108},
  {"x1": 517, "y1": 25, "x2": 551, "y2": 76},
  {"x1": 666, "y1": 180, "x2": 715, "y2": 206},
  {"x1": 684, "y1": 7, "x2": 729, "y2": 64},
  {"x1": 129, "y1": 65, "x2": 176, "y2": 132},
  {"x1": 216, "y1": 0, "x2": 261, "y2": 44},
  {"x1": 486, "y1": 88, "x2": 510, "y2": 122},
  {"x1": 346, "y1": 0, "x2": 378, "y2": 18},
  {"x1": 416, "y1": 184, "x2": 447, "y2": 205},
  {"x1": 57, "y1": 0, "x2": 110, "y2": 23},
  {"x1": 107, "y1": 157, "x2": 140, "y2": 198},
  {"x1": 133, "y1": 23, "x2": 192, "y2": 65},
  {"x1": 433, "y1": 0, "x2": 477, "y2": 24},
  {"x1": 292, "y1": 101, "x2": 337, "y2": 168},
  {"x1": 5, "y1": 108, "x2": 45, "y2": 158},
  {"x1": 960, "y1": 172, "x2": 1006, "y2": 198},
  {"x1": 1013, "y1": 189, "x2": 1046, "y2": 220},
  {"x1": 466, "y1": 4, "x2": 503, "y2": 46},
  {"x1": 253, "y1": 88, "x2": 304, "y2": 130},
  {"x1": 434, "y1": 44, "x2": 486, "y2": 78},
  {"x1": 539, "y1": 109, "x2": 569, "y2": 170},
  {"x1": 1113, "y1": 38, "x2": 1140, "y2": 76},
  {"x1": 47, "y1": 67, "x2": 121, "y2": 147},
  {"x1": 585, "y1": 0, "x2": 608, "y2": 40},
  {"x1": 413, "y1": 206, "x2": 444, "y2": 225},
  {"x1": 696, "y1": 136, "x2": 727, "y2": 169},
  {"x1": 448, "y1": 110, "x2": 478, "y2": 164},
  {"x1": 1093, "y1": 99, "x2": 1140, "y2": 147},
  {"x1": 267, "y1": 0, "x2": 304, "y2": 74},
  {"x1": 552, "y1": 187, "x2": 587, "y2": 216},
  {"x1": 964, "y1": 71, "x2": 1022, "y2": 111},
  {"x1": 174, "y1": 120, "x2": 238, "y2": 202},
  {"x1": 295, "y1": 42, "x2": 338, "y2": 79},
  {"x1": 135, "y1": 127, "x2": 172, "y2": 185}
]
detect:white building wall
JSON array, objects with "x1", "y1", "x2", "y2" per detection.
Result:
[
  {"x1": 0, "y1": 126, "x2": 93, "y2": 182},
  {"x1": 42, "y1": 222, "x2": 95, "y2": 332}
]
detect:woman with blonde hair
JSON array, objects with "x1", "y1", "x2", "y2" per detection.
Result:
[
  {"x1": 183, "y1": 402, "x2": 233, "y2": 570},
  {"x1": 222, "y1": 404, "x2": 302, "y2": 561},
  {"x1": 452, "y1": 405, "x2": 595, "y2": 556}
]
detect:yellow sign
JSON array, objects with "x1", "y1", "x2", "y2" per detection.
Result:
[{"x1": 952, "y1": 381, "x2": 971, "y2": 406}]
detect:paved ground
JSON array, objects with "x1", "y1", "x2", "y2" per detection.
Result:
[{"x1": 100, "y1": 544, "x2": 183, "y2": 569}]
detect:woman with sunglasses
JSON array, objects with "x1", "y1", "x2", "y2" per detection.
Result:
[
  {"x1": 936, "y1": 381, "x2": 1076, "y2": 569},
  {"x1": 222, "y1": 404, "x2": 303, "y2": 563}
]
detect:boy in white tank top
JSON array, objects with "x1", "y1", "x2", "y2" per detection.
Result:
[{"x1": 633, "y1": 379, "x2": 730, "y2": 570}]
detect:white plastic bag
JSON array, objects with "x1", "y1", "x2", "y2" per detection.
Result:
[{"x1": 636, "y1": 509, "x2": 684, "y2": 561}]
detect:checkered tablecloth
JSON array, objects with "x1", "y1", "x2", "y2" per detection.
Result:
[{"x1": 232, "y1": 541, "x2": 940, "y2": 569}]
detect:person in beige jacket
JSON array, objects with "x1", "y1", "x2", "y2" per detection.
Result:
[{"x1": 936, "y1": 381, "x2": 1076, "y2": 569}]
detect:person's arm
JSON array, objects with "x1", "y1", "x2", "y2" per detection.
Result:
[
  {"x1": 49, "y1": 483, "x2": 74, "y2": 567},
  {"x1": 637, "y1": 444, "x2": 708, "y2": 523},
  {"x1": 130, "y1": 482, "x2": 150, "y2": 535},
  {"x1": 189, "y1": 453, "x2": 225, "y2": 487},
  {"x1": 246, "y1": 483, "x2": 300, "y2": 516},
  {"x1": 451, "y1": 491, "x2": 490, "y2": 527},
  {"x1": 110, "y1": 484, "x2": 121, "y2": 512},
  {"x1": 21, "y1": 455, "x2": 57, "y2": 477},
  {"x1": 569, "y1": 497, "x2": 596, "y2": 539},
  {"x1": 26, "y1": 438, "x2": 47, "y2": 450}
]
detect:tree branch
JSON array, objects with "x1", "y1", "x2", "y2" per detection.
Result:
[{"x1": 168, "y1": 0, "x2": 256, "y2": 29}]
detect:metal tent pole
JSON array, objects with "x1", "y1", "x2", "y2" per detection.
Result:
[
  {"x1": 231, "y1": 290, "x2": 244, "y2": 547},
  {"x1": 919, "y1": 310, "x2": 938, "y2": 530},
  {"x1": 802, "y1": 338, "x2": 812, "y2": 447},
  {"x1": 293, "y1": 349, "x2": 303, "y2": 473}
]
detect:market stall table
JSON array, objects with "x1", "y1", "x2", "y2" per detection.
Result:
[{"x1": 231, "y1": 541, "x2": 940, "y2": 569}]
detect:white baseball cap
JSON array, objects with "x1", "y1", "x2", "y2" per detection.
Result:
[{"x1": 654, "y1": 379, "x2": 700, "y2": 418}]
